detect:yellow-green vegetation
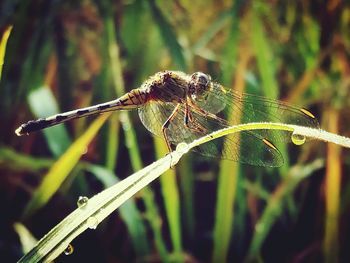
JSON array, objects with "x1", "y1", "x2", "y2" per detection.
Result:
[{"x1": 1, "y1": 1, "x2": 350, "y2": 262}]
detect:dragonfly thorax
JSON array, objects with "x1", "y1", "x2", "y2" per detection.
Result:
[{"x1": 188, "y1": 72, "x2": 212, "y2": 102}]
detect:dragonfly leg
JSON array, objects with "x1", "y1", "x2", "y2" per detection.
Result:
[
  {"x1": 184, "y1": 101, "x2": 193, "y2": 125},
  {"x1": 184, "y1": 101, "x2": 207, "y2": 134},
  {"x1": 188, "y1": 99, "x2": 227, "y2": 126},
  {"x1": 162, "y1": 104, "x2": 181, "y2": 152}
]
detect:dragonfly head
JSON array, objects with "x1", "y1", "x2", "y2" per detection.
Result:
[{"x1": 189, "y1": 72, "x2": 212, "y2": 102}]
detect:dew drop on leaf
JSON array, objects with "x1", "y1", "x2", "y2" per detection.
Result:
[
  {"x1": 291, "y1": 132, "x2": 306, "y2": 145},
  {"x1": 77, "y1": 196, "x2": 89, "y2": 208},
  {"x1": 176, "y1": 142, "x2": 189, "y2": 154},
  {"x1": 64, "y1": 244, "x2": 74, "y2": 255},
  {"x1": 87, "y1": 216, "x2": 99, "y2": 230}
]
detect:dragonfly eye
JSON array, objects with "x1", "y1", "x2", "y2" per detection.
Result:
[
  {"x1": 189, "y1": 72, "x2": 211, "y2": 101},
  {"x1": 192, "y1": 72, "x2": 210, "y2": 85}
]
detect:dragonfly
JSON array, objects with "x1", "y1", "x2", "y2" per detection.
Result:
[{"x1": 15, "y1": 71, "x2": 319, "y2": 167}]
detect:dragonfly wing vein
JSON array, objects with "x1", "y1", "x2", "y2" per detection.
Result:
[{"x1": 186, "y1": 104, "x2": 284, "y2": 166}]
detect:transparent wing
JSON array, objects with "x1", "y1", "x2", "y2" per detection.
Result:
[
  {"x1": 137, "y1": 84, "x2": 318, "y2": 167},
  {"x1": 204, "y1": 83, "x2": 319, "y2": 130},
  {"x1": 166, "y1": 106, "x2": 284, "y2": 167},
  {"x1": 138, "y1": 101, "x2": 193, "y2": 140},
  {"x1": 139, "y1": 100, "x2": 284, "y2": 167},
  {"x1": 138, "y1": 101, "x2": 173, "y2": 137},
  {"x1": 194, "y1": 88, "x2": 226, "y2": 114},
  {"x1": 184, "y1": 83, "x2": 319, "y2": 166}
]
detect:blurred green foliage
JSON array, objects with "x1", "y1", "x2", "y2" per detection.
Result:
[{"x1": 1, "y1": 0, "x2": 350, "y2": 262}]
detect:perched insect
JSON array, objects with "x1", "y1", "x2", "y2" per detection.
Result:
[{"x1": 15, "y1": 71, "x2": 318, "y2": 166}]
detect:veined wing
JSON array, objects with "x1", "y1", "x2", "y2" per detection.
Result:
[
  {"x1": 138, "y1": 99, "x2": 284, "y2": 167},
  {"x1": 174, "y1": 104, "x2": 284, "y2": 167},
  {"x1": 138, "y1": 83, "x2": 318, "y2": 167},
  {"x1": 186, "y1": 83, "x2": 319, "y2": 166},
  {"x1": 138, "y1": 101, "x2": 193, "y2": 140},
  {"x1": 203, "y1": 82, "x2": 319, "y2": 131}
]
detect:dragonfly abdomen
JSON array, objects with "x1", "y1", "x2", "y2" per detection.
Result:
[
  {"x1": 116, "y1": 88, "x2": 149, "y2": 109},
  {"x1": 15, "y1": 89, "x2": 148, "y2": 136}
]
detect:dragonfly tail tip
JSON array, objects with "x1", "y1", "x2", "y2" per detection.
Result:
[{"x1": 15, "y1": 126, "x2": 24, "y2": 136}]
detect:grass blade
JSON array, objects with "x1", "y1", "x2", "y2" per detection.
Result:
[
  {"x1": 14, "y1": 223, "x2": 37, "y2": 254},
  {"x1": 212, "y1": 11, "x2": 247, "y2": 259},
  {"x1": 86, "y1": 164, "x2": 150, "y2": 256},
  {"x1": 0, "y1": 147, "x2": 53, "y2": 172},
  {"x1": 0, "y1": 25, "x2": 12, "y2": 81},
  {"x1": 154, "y1": 137, "x2": 183, "y2": 259},
  {"x1": 250, "y1": 5, "x2": 289, "y2": 174},
  {"x1": 178, "y1": 155, "x2": 195, "y2": 240},
  {"x1": 17, "y1": 119, "x2": 350, "y2": 262},
  {"x1": 147, "y1": 0, "x2": 187, "y2": 71},
  {"x1": 245, "y1": 159, "x2": 324, "y2": 261},
  {"x1": 27, "y1": 87, "x2": 71, "y2": 157},
  {"x1": 324, "y1": 108, "x2": 341, "y2": 263},
  {"x1": 103, "y1": 8, "x2": 169, "y2": 259},
  {"x1": 104, "y1": 10, "x2": 143, "y2": 171},
  {"x1": 212, "y1": 161, "x2": 239, "y2": 262},
  {"x1": 22, "y1": 113, "x2": 110, "y2": 218},
  {"x1": 18, "y1": 142, "x2": 188, "y2": 263},
  {"x1": 192, "y1": 10, "x2": 231, "y2": 55}
]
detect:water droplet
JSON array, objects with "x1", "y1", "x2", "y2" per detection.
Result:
[
  {"x1": 77, "y1": 196, "x2": 89, "y2": 208},
  {"x1": 87, "y1": 216, "x2": 99, "y2": 230},
  {"x1": 176, "y1": 142, "x2": 189, "y2": 154},
  {"x1": 64, "y1": 244, "x2": 74, "y2": 255},
  {"x1": 291, "y1": 132, "x2": 306, "y2": 145}
]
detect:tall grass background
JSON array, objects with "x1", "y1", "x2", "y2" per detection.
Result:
[{"x1": 1, "y1": 0, "x2": 350, "y2": 262}]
